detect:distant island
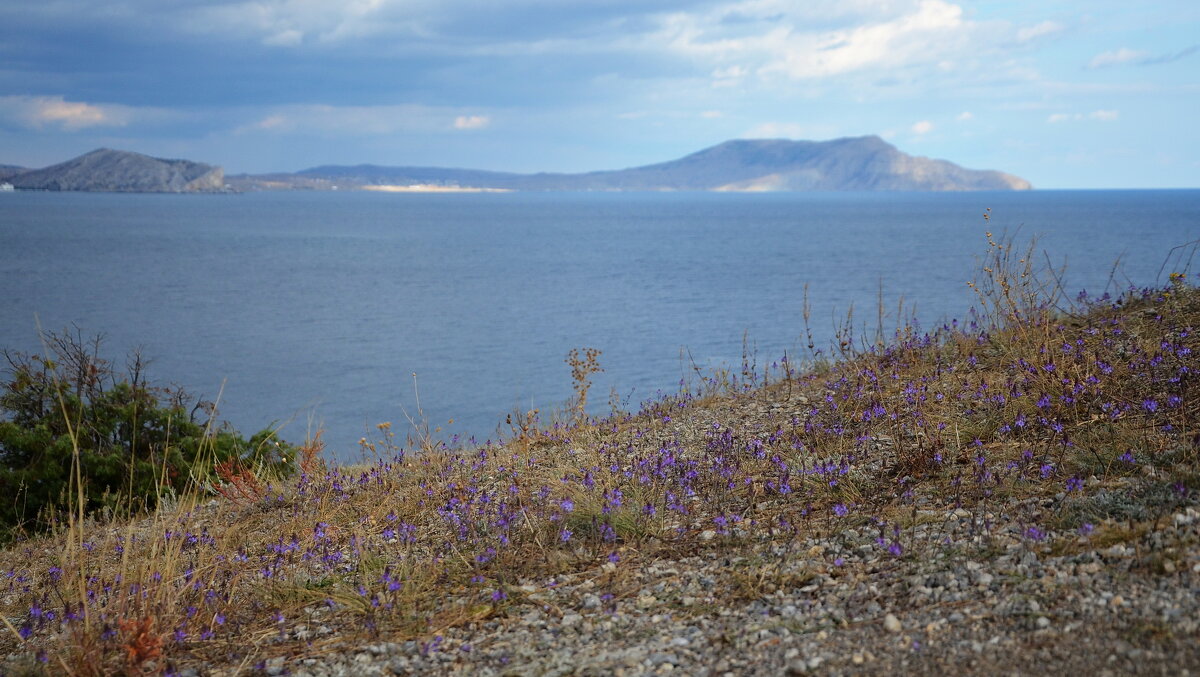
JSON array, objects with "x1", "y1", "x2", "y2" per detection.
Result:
[
  {"x1": 6, "y1": 149, "x2": 224, "y2": 193},
  {"x1": 3, "y1": 137, "x2": 1031, "y2": 193},
  {"x1": 232, "y1": 136, "x2": 1030, "y2": 192}
]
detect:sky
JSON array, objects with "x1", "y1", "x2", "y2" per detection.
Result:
[{"x1": 0, "y1": 0, "x2": 1197, "y2": 188}]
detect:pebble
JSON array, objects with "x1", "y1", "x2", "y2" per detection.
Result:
[{"x1": 21, "y1": 379, "x2": 1199, "y2": 677}]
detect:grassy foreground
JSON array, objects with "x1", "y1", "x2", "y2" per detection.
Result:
[{"x1": 1, "y1": 237, "x2": 1198, "y2": 675}]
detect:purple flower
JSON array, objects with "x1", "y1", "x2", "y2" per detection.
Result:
[
  {"x1": 491, "y1": 589, "x2": 507, "y2": 602},
  {"x1": 1078, "y1": 523, "x2": 1094, "y2": 536},
  {"x1": 560, "y1": 498, "x2": 575, "y2": 513},
  {"x1": 887, "y1": 541, "x2": 903, "y2": 557},
  {"x1": 1066, "y1": 476, "x2": 1084, "y2": 492},
  {"x1": 1118, "y1": 451, "x2": 1136, "y2": 464},
  {"x1": 832, "y1": 503, "x2": 849, "y2": 517},
  {"x1": 1025, "y1": 526, "x2": 1045, "y2": 542},
  {"x1": 1142, "y1": 399, "x2": 1158, "y2": 413}
]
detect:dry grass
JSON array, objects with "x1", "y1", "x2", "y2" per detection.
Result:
[{"x1": 0, "y1": 233, "x2": 1197, "y2": 674}]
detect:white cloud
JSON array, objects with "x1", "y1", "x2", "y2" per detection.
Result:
[
  {"x1": 239, "y1": 104, "x2": 479, "y2": 135},
  {"x1": 956, "y1": 111, "x2": 973, "y2": 121},
  {"x1": 0, "y1": 95, "x2": 151, "y2": 130},
  {"x1": 1015, "y1": 20, "x2": 1062, "y2": 43},
  {"x1": 186, "y1": 0, "x2": 419, "y2": 46},
  {"x1": 700, "y1": 110, "x2": 724, "y2": 119},
  {"x1": 652, "y1": 0, "x2": 983, "y2": 82},
  {"x1": 1088, "y1": 47, "x2": 1148, "y2": 69},
  {"x1": 1046, "y1": 110, "x2": 1119, "y2": 123},
  {"x1": 263, "y1": 29, "x2": 304, "y2": 47},
  {"x1": 711, "y1": 65, "x2": 748, "y2": 87},
  {"x1": 744, "y1": 121, "x2": 808, "y2": 138},
  {"x1": 453, "y1": 115, "x2": 490, "y2": 130},
  {"x1": 711, "y1": 66, "x2": 746, "y2": 79},
  {"x1": 911, "y1": 120, "x2": 934, "y2": 134}
]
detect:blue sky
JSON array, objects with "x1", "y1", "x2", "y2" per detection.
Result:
[{"x1": 0, "y1": 0, "x2": 1196, "y2": 187}]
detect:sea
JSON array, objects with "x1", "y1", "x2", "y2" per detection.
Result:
[{"x1": 1, "y1": 189, "x2": 1197, "y2": 461}]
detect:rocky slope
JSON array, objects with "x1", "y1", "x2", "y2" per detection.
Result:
[
  {"x1": 10, "y1": 148, "x2": 225, "y2": 192},
  {"x1": 0, "y1": 164, "x2": 26, "y2": 182}
]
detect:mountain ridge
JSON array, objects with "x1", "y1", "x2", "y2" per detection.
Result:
[
  {"x1": 4, "y1": 137, "x2": 1030, "y2": 193},
  {"x1": 230, "y1": 135, "x2": 1030, "y2": 192}
]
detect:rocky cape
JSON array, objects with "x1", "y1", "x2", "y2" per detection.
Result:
[
  {"x1": 8, "y1": 149, "x2": 225, "y2": 193},
  {"x1": 230, "y1": 136, "x2": 1031, "y2": 192}
]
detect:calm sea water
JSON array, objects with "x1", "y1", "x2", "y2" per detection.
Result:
[{"x1": 1, "y1": 190, "x2": 1197, "y2": 460}]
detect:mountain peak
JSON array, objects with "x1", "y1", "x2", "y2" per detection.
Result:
[
  {"x1": 617, "y1": 136, "x2": 1028, "y2": 191},
  {"x1": 11, "y1": 148, "x2": 225, "y2": 193}
]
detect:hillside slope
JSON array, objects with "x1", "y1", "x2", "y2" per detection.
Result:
[
  {"x1": 10, "y1": 148, "x2": 224, "y2": 192},
  {"x1": 1, "y1": 256, "x2": 1195, "y2": 675}
]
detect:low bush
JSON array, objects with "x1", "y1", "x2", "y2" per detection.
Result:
[{"x1": 0, "y1": 329, "x2": 296, "y2": 537}]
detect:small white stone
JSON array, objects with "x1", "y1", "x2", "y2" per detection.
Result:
[
  {"x1": 1037, "y1": 617, "x2": 1051, "y2": 629},
  {"x1": 699, "y1": 530, "x2": 717, "y2": 541},
  {"x1": 883, "y1": 613, "x2": 902, "y2": 633}
]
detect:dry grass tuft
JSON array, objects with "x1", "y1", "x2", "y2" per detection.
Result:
[{"x1": 1, "y1": 233, "x2": 1198, "y2": 673}]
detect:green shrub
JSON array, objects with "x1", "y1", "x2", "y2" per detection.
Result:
[{"x1": 0, "y1": 329, "x2": 297, "y2": 537}]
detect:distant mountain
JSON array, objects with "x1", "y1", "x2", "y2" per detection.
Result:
[
  {"x1": 10, "y1": 149, "x2": 225, "y2": 193},
  {"x1": 231, "y1": 136, "x2": 1030, "y2": 192},
  {"x1": 0, "y1": 165, "x2": 26, "y2": 182}
]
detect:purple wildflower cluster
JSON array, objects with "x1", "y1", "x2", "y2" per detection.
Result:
[{"x1": 0, "y1": 280, "x2": 1195, "y2": 672}]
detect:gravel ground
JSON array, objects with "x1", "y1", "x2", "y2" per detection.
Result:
[
  {"x1": 5, "y1": 312, "x2": 1197, "y2": 676},
  {"x1": 221, "y1": 388, "x2": 1200, "y2": 677},
  {"x1": 246, "y1": 505, "x2": 1199, "y2": 676}
]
